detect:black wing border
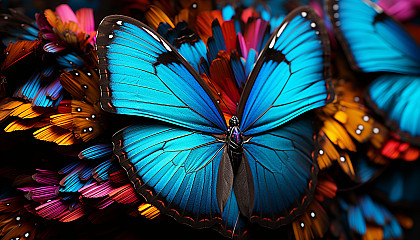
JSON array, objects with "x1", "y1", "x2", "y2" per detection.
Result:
[
  {"x1": 236, "y1": 6, "x2": 334, "y2": 124},
  {"x1": 96, "y1": 15, "x2": 227, "y2": 127}
]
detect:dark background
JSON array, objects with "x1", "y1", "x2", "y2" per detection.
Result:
[{"x1": 2, "y1": 0, "x2": 420, "y2": 239}]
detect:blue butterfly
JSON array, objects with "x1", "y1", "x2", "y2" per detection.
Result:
[
  {"x1": 327, "y1": 0, "x2": 420, "y2": 145},
  {"x1": 326, "y1": 0, "x2": 420, "y2": 74},
  {"x1": 339, "y1": 195, "x2": 403, "y2": 239},
  {"x1": 96, "y1": 6, "x2": 332, "y2": 237}
]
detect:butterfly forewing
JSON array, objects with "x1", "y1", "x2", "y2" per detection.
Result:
[
  {"x1": 237, "y1": 6, "x2": 333, "y2": 135},
  {"x1": 98, "y1": 8, "x2": 326, "y2": 235},
  {"x1": 327, "y1": 0, "x2": 420, "y2": 74},
  {"x1": 327, "y1": 0, "x2": 420, "y2": 143},
  {"x1": 97, "y1": 15, "x2": 244, "y2": 236},
  {"x1": 96, "y1": 15, "x2": 227, "y2": 134},
  {"x1": 368, "y1": 74, "x2": 420, "y2": 145},
  {"x1": 231, "y1": 6, "x2": 329, "y2": 227}
]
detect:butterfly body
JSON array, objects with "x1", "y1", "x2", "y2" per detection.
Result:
[{"x1": 227, "y1": 116, "x2": 243, "y2": 174}]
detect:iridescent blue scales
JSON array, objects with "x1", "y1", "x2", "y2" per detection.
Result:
[
  {"x1": 96, "y1": 6, "x2": 332, "y2": 237},
  {"x1": 327, "y1": 0, "x2": 420, "y2": 74},
  {"x1": 338, "y1": 195, "x2": 404, "y2": 239},
  {"x1": 368, "y1": 74, "x2": 420, "y2": 142},
  {"x1": 1, "y1": 0, "x2": 420, "y2": 239},
  {"x1": 327, "y1": 0, "x2": 420, "y2": 145},
  {"x1": 157, "y1": 21, "x2": 207, "y2": 72}
]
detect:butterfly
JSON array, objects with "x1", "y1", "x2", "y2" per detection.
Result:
[
  {"x1": 96, "y1": 6, "x2": 333, "y2": 237},
  {"x1": 326, "y1": 0, "x2": 420, "y2": 74},
  {"x1": 327, "y1": 0, "x2": 420, "y2": 146}
]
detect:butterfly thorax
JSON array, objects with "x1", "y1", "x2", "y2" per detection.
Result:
[{"x1": 227, "y1": 116, "x2": 243, "y2": 174}]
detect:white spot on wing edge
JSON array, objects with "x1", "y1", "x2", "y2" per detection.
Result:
[
  {"x1": 372, "y1": 4, "x2": 384, "y2": 13},
  {"x1": 277, "y1": 23, "x2": 288, "y2": 38},
  {"x1": 116, "y1": 20, "x2": 123, "y2": 25},
  {"x1": 361, "y1": 0, "x2": 384, "y2": 13},
  {"x1": 142, "y1": 27, "x2": 161, "y2": 42},
  {"x1": 269, "y1": 36, "x2": 276, "y2": 49},
  {"x1": 161, "y1": 39, "x2": 172, "y2": 51}
]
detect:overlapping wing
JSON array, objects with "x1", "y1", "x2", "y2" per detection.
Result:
[
  {"x1": 97, "y1": 15, "x2": 226, "y2": 134},
  {"x1": 327, "y1": 0, "x2": 420, "y2": 74},
  {"x1": 367, "y1": 74, "x2": 420, "y2": 144},
  {"x1": 113, "y1": 122, "x2": 242, "y2": 235}
]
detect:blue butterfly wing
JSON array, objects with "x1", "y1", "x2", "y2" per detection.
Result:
[
  {"x1": 113, "y1": 122, "x2": 243, "y2": 235},
  {"x1": 368, "y1": 74, "x2": 420, "y2": 143},
  {"x1": 241, "y1": 116, "x2": 317, "y2": 227},
  {"x1": 347, "y1": 204, "x2": 366, "y2": 235},
  {"x1": 237, "y1": 7, "x2": 333, "y2": 135},
  {"x1": 173, "y1": 36, "x2": 207, "y2": 73},
  {"x1": 327, "y1": 0, "x2": 420, "y2": 74},
  {"x1": 96, "y1": 15, "x2": 226, "y2": 134},
  {"x1": 374, "y1": 163, "x2": 420, "y2": 203}
]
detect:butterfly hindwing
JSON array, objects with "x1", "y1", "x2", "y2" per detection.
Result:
[
  {"x1": 237, "y1": 6, "x2": 333, "y2": 135},
  {"x1": 113, "y1": 122, "x2": 236, "y2": 231},
  {"x1": 367, "y1": 74, "x2": 420, "y2": 144},
  {"x1": 327, "y1": 0, "x2": 420, "y2": 74},
  {"x1": 97, "y1": 15, "x2": 226, "y2": 134},
  {"x1": 241, "y1": 116, "x2": 317, "y2": 227},
  {"x1": 100, "y1": 9, "x2": 323, "y2": 233}
]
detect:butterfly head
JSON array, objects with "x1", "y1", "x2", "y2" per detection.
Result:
[{"x1": 229, "y1": 116, "x2": 239, "y2": 127}]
